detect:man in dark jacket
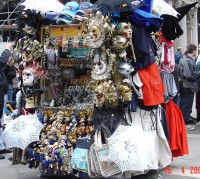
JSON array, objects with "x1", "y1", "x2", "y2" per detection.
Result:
[
  {"x1": 179, "y1": 44, "x2": 200, "y2": 131},
  {"x1": 0, "y1": 44, "x2": 16, "y2": 101},
  {"x1": 0, "y1": 54, "x2": 14, "y2": 159},
  {"x1": 7, "y1": 65, "x2": 16, "y2": 101},
  {"x1": 174, "y1": 47, "x2": 183, "y2": 64}
]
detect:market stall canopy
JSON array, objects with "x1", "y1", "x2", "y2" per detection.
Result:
[
  {"x1": 20, "y1": 0, "x2": 64, "y2": 14},
  {"x1": 175, "y1": 1, "x2": 198, "y2": 22},
  {"x1": 153, "y1": 0, "x2": 179, "y2": 17},
  {"x1": 2, "y1": 114, "x2": 43, "y2": 150}
]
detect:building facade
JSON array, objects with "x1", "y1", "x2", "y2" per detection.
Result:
[{"x1": 171, "y1": 0, "x2": 199, "y2": 51}]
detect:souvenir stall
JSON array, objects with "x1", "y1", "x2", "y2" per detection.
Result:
[{"x1": 1, "y1": 0, "x2": 195, "y2": 178}]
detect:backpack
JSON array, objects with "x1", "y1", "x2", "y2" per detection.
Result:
[
  {"x1": 179, "y1": 59, "x2": 185, "y2": 80},
  {"x1": 179, "y1": 58, "x2": 192, "y2": 80}
]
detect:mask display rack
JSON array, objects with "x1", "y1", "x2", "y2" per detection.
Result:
[{"x1": 10, "y1": 6, "x2": 183, "y2": 178}]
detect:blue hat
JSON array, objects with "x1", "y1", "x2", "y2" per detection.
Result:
[
  {"x1": 72, "y1": 2, "x2": 93, "y2": 23},
  {"x1": 57, "y1": 1, "x2": 79, "y2": 24},
  {"x1": 44, "y1": 11, "x2": 59, "y2": 25}
]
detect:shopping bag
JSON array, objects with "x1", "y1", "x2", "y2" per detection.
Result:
[{"x1": 94, "y1": 128, "x2": 121, "y2": 177}]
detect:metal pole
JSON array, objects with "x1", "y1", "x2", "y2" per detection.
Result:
[{"x1": 0, "y1": 0, "x2": 24, "y2": 28}]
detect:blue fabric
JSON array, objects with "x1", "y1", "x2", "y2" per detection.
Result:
[
  {"x1": 44, "y1": 12, "x2": 58, "y2": 25},
  {"x1": 174, "y1": 51, "x2": 183, "y2": 64},
  {"x1": 139, "y1": 0, "x2": 153, "y2": 13},
  {"x1": 196, "y1": 62, "x2": 200, "y2": 72},
  {"x1": 131, "y1": 90, "x2": 138, "y2": 112},
  {"x1": 79, "y1": 172, "x2": 90, "y2": 179},
  {"x1": 129, "y1": 25, "x2": 157, "y2": 70},
  {"x1": 129, "y1": 9, "x2": 163, "y2": 32},
  {"x1": 7, "y1": 89, "x2": 13, "y2": 101}
]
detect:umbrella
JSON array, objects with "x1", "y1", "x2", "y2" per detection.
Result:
[
  {"x1": 107, "y1": 125, "x2": 149, "y2": 172},
  {"x1": 20, "y1": 0, "x2": 64, "y2": 14},
  {"x1": 153, "y1": 0, "x2": 179, "y2": 17},
  {"x1": 176, "y1": 2, "x2": 198, "y2": 22},
  {"x1": 93, "y1": 0, "x2": 146, "y2": 14},
  {"x1": 2, "y1": 114, "x2": 43, "y2": 150}
]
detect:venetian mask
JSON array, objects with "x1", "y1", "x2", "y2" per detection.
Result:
[
  {"x1": 94, "y1": 80, "x2": 118, "y2": 107},
  {"x1": 117, "y1": 62, "x2": 134, "y2": 77},
  {"x1": 91, "y1": 51, "x2": 115, "y2": 80},
  {"x1": 117, "y1": 22, "x2": 132, "y2": 39},
  {"x1": 118, "y1": 84, "x2": 132, "y2": 102},
  {"x1": 94, "y1": 85, "x2": 105, "y2": 106},
  {"x1": 111, "y1": 35, "x2": 128, "y2": 50},
  {"x1": 22, "y1": 48, "x2": 33, "y2": 62},
  {"x1": 84, "y1": 11, "x2": 111, "y2": 48},
  {"x1": 22, "y1": 69, "x2": 34, "y2": 86}
]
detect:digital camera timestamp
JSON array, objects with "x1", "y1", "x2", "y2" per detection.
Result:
[{"x1": 164, "y1": 166, "x2": 200, "y2": 175}]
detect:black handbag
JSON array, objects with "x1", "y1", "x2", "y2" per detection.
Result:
[
  {"x1": 92, "y1": 107, "x2": 130, "y2": 135},
  {"x1": 0, "y1": 70, "x2": 8, "y2": 90}
]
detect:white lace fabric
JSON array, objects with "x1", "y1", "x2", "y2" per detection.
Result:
[{"x1": 107, "y1": 107, "x2": 172, "y2": 174}]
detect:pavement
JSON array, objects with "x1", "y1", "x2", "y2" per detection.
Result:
[{"x1": 0, "y1": 126, "x2": 199, "y2": 179}]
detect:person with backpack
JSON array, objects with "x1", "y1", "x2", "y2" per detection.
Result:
[{"x1": 179, "y1": 44, "x2": 200, "y2": 131}]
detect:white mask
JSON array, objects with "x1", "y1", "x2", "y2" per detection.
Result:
[{"x1": 22, "y1": 69, "x2": 34, "y2": 86}]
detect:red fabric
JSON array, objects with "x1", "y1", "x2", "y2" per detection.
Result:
[
  {"x1": 160, "y1": 34, "x2": 174, "y2": 47},
  {"x1": 138, "y1": 63, "x2": 165, "y2": 106},
  {"x1": 163, "y1": 100, "x2": 189, "y2": 158}
]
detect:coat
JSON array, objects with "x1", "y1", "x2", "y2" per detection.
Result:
[{"x1": 179, "y1": 55, "x2": 200, "y2": 92}]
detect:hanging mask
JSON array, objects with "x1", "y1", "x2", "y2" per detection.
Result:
[
  {"x1": 118, "y1": 84, "x2": 132, "y2": 102},
  {"x1": 117, "y1": 22, "x2": 132, "y2": 39},
  {"x1": 117, "y1": 62, "x2": 134, "y2": 77},
  {"x1": 84, "y1": 11, "x2": 110, "y2": 48},
  {"x1": 94, "y1": 80, "x2": 118, "y2": 107},
  {"x1": 91, "y1": 51, "x2": 115, "y2": 81},
  {"x1": 22, "y1": 48, "x2": 33, "y2": 62},
  {"x1": 111, "y1": 35, "x2": 128, "y2": 50},
  {"x1": 22, "y1": 69, "x2": 34, "y2": 86},
  {"x1": 94, "y1": 85, "x2": 105, "y2": 106}
]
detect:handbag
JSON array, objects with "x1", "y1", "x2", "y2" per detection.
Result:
[
  {"x1": 94, "y1": 128, "x2": 121, "y2": 177},
  {"x1": 71, "y1": 148, "x2": 89, "y2": 172},
  {"x1": 71, "y1": 136, "x2": 94, "y2": 172},
  {"x1": 0, "y1": 70, "x2": 8, "y2": 90},
  {"x1": 92, "y1": 107, "x2": 130, "y2": 135},
  {"x1": 88, "y1": 130, "x2": 102, "y2": 178},
  {"x1": 87, "y1": 145, "x2": 101, "y2": 178}
]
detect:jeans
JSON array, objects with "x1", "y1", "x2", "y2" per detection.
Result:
[
  {"x1": 7, "y1": 89, "x2": 13, "y2": 101},
  {"x1": 180, "y1": 88, "x2": 194, "y2": 125},
  {"x1": 0, "y1": 87, "x2": 6, "y2": 119}
]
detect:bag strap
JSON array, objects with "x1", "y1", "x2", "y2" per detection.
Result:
[{"x1": 94, "y1": 127, "x2": 103, "y2": 148}]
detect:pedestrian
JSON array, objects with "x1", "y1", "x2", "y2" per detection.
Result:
[
  {"x1": 195, "y1": 44, "x2": 200, "y2": 125},
  {"x1": 179, "y1": 44, "x2": 200, "y2": 131},
  {"x1": 0, "y1": 44, "x2": 16, "y2": 101},
  {"x1": 172, "y1": 63, "x2": 180, "y2": 104},
  {"x1": 0, "y1": 54, "x2": 15, "y2": 159},
  {"x1": 174, "y1": 47, "x2": 183, "y2": 64}
]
